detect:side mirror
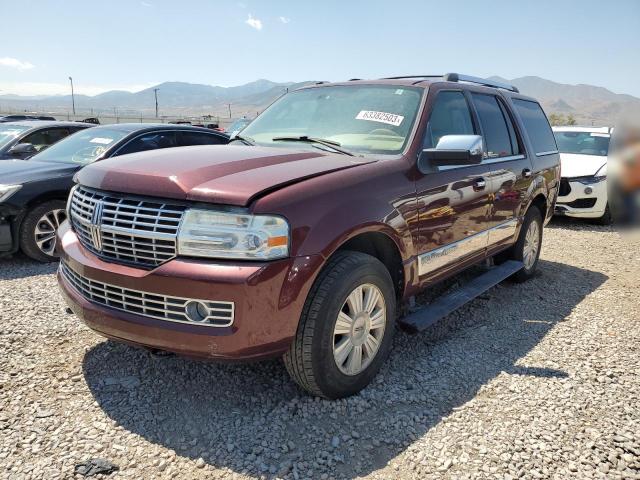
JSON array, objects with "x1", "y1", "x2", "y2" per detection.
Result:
[
  {"x1": 418, "y1": 135, "x2": 484, "y2": 173},
  {"x1": 9, "y1": 142, "x2": 37, "y2": 158}
]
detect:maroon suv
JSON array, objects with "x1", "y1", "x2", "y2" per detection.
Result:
[{"x1": 57, "y1": 74, "x2": 560, "y2": 399}]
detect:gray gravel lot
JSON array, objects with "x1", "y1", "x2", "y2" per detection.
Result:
[{"x1": 0, "y1": 219, "x2": 638, "y2": 480}]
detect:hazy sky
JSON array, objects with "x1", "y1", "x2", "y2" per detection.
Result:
[{"x1": 2, "y1": 0, "x2": 639, "y2": 97}]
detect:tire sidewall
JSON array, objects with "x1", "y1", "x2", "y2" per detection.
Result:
[{"x1": 310, "y1": 258, "x2": 396, "y2": 398}]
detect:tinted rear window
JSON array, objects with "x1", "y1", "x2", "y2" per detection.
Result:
[{"x1": 512, "y1": 99, "x2": 557, "y2": 155}]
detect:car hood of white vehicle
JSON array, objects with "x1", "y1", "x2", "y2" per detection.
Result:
[{"x1": 560, "y1": 153, "x2": 607, "y2": 178}]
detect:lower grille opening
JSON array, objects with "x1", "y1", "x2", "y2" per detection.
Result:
[
  {"x1": 557, "y1": 198, "x2": 597, "y2": 209},
  {"x1": 60, "y1": 261, "x2": 234, "y2": 327}
]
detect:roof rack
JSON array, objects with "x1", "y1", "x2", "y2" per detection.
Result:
[
  {"x1": 381, "y1": 75, "x2": 443, "y2": 80},
  {"x1": 443, "y1": 73, "x2": 519, "y2": 93}
]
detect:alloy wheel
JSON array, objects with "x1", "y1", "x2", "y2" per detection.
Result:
[
  {"x1": 332, "y1": 283, "x2": 386, "y2": 376},
  {"x1": 523, "y1": 220, "x2": 540, "y2": 269},
  {"x1": 34, "y1": 209, "x2": 66, "y2": 257}
]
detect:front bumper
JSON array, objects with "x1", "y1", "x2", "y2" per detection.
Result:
[
  {"x1": 555, "y1": 177, "x2": 607, "y2": 218},
  {"x1": 0, "y1": 205, "x2": 23, "y2": 255},
  {"x1": 56, "y1": 221, "x2": 324, "y2": 361}
]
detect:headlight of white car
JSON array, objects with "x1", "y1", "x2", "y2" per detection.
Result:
[
  {"x1": 177, "y1": 209, "x2": 289, "y2": 260},
  {"x1": 0, "y1": 184, "x2": 22, "y2": 203}
]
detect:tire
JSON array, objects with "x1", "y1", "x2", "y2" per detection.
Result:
[
  {"x1": 508, "y1": 206, "x2": 543, "y2": 282},
  {"x1": 595, "y1": 205, "x2": 613, "y2": 225},
  {"x1": 283, "y1": 251, "x2": 396, "y2": 399},
  {"x1": 19, "y1": 200, "x2": 67, "y2": 262}
]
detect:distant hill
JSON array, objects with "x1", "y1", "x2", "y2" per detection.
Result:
[
  {"x1": 489, "y1": 76, "x2": 640, "y2": 125},
  {"x1": 0, "y1": 79, "x2": 301, "y2": 118},
  {"x1": 2, "y1": 76, "x2": 638, "y2": 124}
]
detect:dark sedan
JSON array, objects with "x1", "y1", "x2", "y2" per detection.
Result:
[
  {"x1": 0, "y1": 123, "x2": 229, "y2": 262},
  {"x1": 0, "y1": 121, "x2": 94, "y2": 160}
]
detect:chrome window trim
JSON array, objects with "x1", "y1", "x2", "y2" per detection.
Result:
[
  {"x1": 60, "y1": 261, "x2": 235, "y2": 327},
  {"x1": 437, "y1": 154, "x2": 525, "y2": 171},
  {"x1": 536, "y1": 150, "x2": 559, "y2": 157},
  {"x1": 418, "y1": 218, "x2": 518, "y2": 276}
]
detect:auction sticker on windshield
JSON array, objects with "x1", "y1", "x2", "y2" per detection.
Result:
[
  {"x1": 356, "y1": 111, "x2": 404, "y2": 127},
  {"x1": 90, "y1": 137, "x2": 114, "y2": 144}
]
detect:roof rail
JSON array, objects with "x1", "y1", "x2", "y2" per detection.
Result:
[
  {"x1": 381, "y1": 75, "x2": 443, "y2": 80},
  {"x1": 443, "y1": 73, "x2": 519, "y2": 93}
]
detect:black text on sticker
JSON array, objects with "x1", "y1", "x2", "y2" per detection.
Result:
[{"x1": 356, "y1": 110, "x2": 404, "y2": 127}]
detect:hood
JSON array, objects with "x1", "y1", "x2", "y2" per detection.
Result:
[
  {"x1": 76, "y1": 145, "x2": 376, "y2": 206},
  {"x1": 559, "y1": 153, "x2": 607, "y2": 178},
  {"x1": 0, "y1": 159, "x2": 79, "y2": 184}
]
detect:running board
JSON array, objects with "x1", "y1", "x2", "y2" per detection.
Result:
[{"x1": 399, "y1": 260, "x2": 524, "y2": 333}]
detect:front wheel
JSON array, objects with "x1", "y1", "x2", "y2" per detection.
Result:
[
  {"x1": 284, "y1": 251, "x2": 396, "y2": 399},
  {"x1": 19, "y1": 200, "x2": 67, "y2": 262}
]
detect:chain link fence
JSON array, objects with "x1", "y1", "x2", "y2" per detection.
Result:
[{"x1": 0, "y1": 108, "x2": 236, "y2": 128}]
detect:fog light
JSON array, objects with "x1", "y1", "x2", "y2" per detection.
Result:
[
  {"x1": 584, "y1": 187, "x2": 593, "y2": 195},
  {"x1": 185, "y1": 301, "x2": 209, "y2": 322}
]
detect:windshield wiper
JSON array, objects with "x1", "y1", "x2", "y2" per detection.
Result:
[
  {"x1": 231, "y1": 134, "x2": 255, "y2": 146},
  {"x1": 272, "y1": 136, "x2": 354, "y2": 156}
]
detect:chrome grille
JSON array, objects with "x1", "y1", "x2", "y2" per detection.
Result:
[
  {"x1": 60, "y1": 261, "x2": 234, "y2": 327},
  {"x1": 69, "y1": 186, "x2": 186, "y2": 268}
]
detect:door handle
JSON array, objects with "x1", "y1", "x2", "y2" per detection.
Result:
[
  {"x1": 473, "y1": 178, "x2": 486, "y2": 190},
  {"x1": 522, "y1": 168, "x2": 532, "y2": 178}
]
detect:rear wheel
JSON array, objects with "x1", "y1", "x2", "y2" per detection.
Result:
[
  {"x1": 509, "y1": 206, "x2": 543, "y2": 282},
  {"x1": 19, "y1": 200, "x2": 67, "y2": 262},
  {"x1": 284, "y1": 251, "x2": 396, "y2": 399}
]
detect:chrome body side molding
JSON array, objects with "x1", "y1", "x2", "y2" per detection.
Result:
[{"x1": 418, "y1": 218, "x2": 518, "y2": 276}]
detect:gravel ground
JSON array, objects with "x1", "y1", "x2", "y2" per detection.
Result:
[{"x1": 0, "y1": 219, "x2": 638, "y2": 480}]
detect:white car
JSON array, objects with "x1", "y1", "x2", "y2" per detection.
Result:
[{"x1": 553, "y1": 126, "x2": 612, "y2": 223}]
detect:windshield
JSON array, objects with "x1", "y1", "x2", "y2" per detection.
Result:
[
  {"x1": 31, "y1": 128, "x2": 129, "y2": 164},
  {"x1": 0, "y1": 124, "x2": 29, "y2": 149},
  {"x1": 241, "y1": 85, "x2": 423, "y2": 155},
  {"x1": 554, "y1": 131, "x2": 610, "y2": 156},
  {"x1": 227, "y1": 119, "x2": 250, "y2": 137}
]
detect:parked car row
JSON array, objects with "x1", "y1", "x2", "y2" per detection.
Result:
[
  {"x1": 0, "y1": 124, "x2": 229, "y2": 261},
  {"x1": 2, "y1": 75, "x2": 612, "y2": 399},
  {"x1": 48, "y1": 74, "x2": 561, "y2": 398}
]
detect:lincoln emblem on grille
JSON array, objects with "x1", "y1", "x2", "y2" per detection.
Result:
[{"x1": 89, "y1": 200, "x2": 104, "y2": 251}]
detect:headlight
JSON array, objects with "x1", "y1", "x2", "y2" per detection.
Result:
[
  {"x1": 574, "y1": 175, "x2": 606, "y2": 185},
  {"x1": 0, "y1": 184, "x2": 22, "y2": 203},
  {"x1": 177, "y1": 209, "x2": 289, "y2": 260}
]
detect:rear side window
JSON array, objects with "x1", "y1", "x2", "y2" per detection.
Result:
[
  {"x1": 512, "y1": 99, "x2": 557, "y2": 155},
  {"x1": 470, "y1": 93, "x2": 519, "y2": 159},
  {"x1": 178, "y1": 131, "x2": 226, "y2": 146},
  {"x1": 116, "y1": 131, "x2": 178, "y2": 156},
  {"x1": 423, "y1": 91, "x2": 475, "y2": 148},
  {"x1": 22, "y1": 128, "x2": 70, "y2": 152}
]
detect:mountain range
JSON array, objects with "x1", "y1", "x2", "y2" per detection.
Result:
[{"x1": 1, "y1": 76, "x2": 638, "y2": 125}]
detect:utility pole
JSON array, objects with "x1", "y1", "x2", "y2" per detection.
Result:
[
  {"x1": 153, "y1": 88, "x2": 159, "y2": 117},
  {"x1": 227, "y1": 103, "x2": 232, "y2": 119},
  {"x1": 68, "y1": 77, "x2": 76, "y2": 115}
]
